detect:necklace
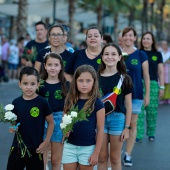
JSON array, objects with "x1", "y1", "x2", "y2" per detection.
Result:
[{"x1": 86, "y1": 49, "x2": 99, "y2": 57}]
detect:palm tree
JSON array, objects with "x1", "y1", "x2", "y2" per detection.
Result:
[
  {"x1": 17, "y1": 0, "x2": 28, "y2": 39},
  {"x1": 68, "y1": 0, "x2": 76, "y2": 42}
]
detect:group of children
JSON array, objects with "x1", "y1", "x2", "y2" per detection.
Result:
[{"x1": 6, "y1": 39, "x2": 134, "y2": 170}]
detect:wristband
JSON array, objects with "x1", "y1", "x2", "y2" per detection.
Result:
[
  {"x1": 159, "y1": 86, "x2": 165, "y2": 90},
  {"x1": 125, "y1": 125, "x2": 131, "y2": 129}
]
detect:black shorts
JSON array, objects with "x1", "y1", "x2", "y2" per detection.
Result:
[{"x1": 7, "y1": 147, "x2": 44, "y2": 170}]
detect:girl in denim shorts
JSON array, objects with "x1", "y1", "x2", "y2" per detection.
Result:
[
  {"x1": 62, "y1": 65, "x2": 105, "y2": 170},
  {"x1": 38, "y1": 52, "x2": 69, "y2": 170},
  {"x1": 98, "y1": 43, "x2": 133, "y2": 170}
]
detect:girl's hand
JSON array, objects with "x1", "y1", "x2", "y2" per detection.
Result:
[
  {"x1": 144, "y1": 95, "x2": 150, "y2": 107},
  {"x1": 9, "y1": 127, "x2": 18, "y2": 133},
  {"x1": 120, "y1": 128, "x2": 129, "y2": 142},
  {"x1": 88, "y1": 153, "x2": 98, "y2": 166},
  {"x1": 159, "y1": 89, "x2": 164, "y2": 99},
  {"x1": 65, "y1": 131, "x2": 71, "y2": 138},
  {"x1": 36, "y1": 141, "x2": 49, "y2": 154}
]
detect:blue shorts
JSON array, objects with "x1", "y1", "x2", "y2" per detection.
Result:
[
  {"x1": 44, "y1": 111, "x2": 63, "y2": 142},
  {"x1": 62, "y1": 142, "x2": 95, "y2": 165},
  {"x1": 8, "y1": 63, "x2": 18, "y2": 70},
  {"x1": 104, "y1": 112, "x2": 125, "y2": 135},
  {"x1": 132, "y1": 99, "x2": 143, "y2": 114}
]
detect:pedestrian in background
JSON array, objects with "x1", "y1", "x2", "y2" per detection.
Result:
[
  {"x1": 121, "y1": 27, "x2": 150, "y2": 167},
  {"x1": 64, "y1": 26, "x2": 103, "y2": 82},
  {"x1": 159, "y1": 40, "x2": 170, "y2": 104},
  {"x1": 34, "y1": 24, "x2": 72, "y2": 74},
  {"x1": 7, "y1": 39, "x2": 19, "y2": 81},
  {"x1": 22, "y1": 21, "x2": 48, "y2": 66},
  {"x1": 137, "y1": 32, "x2": 164, "y2": 142}
]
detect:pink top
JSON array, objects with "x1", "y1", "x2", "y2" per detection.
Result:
[{"x1": 1, "y1": 42, "x2": 9, "y2": 61}]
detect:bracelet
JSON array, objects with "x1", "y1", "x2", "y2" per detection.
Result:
[
  {"x1": 159, "y1": 86, "x2": 165, "y2": 90},
  {"x1": 125, "y1": 125, "x2": 131, "y2": 129}
]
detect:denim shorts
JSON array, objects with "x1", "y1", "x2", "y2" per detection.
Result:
[
  {"x1": 132, "y1": 99, "x2": 143, "y2": 114},
  {"x1": 8, "y1": 63, "x2": 18, "y2": 70},
  {"x1": 104, "y1": 111, "x2": 125, "y2": 135},
  {"x1": 44, "y1": 111, "x2": 63, "y2": 142},
  {"x1": 62, "y1": 142, "x2": 95, "y2": 165}
]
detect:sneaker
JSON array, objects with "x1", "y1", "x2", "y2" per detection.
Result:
[
  {"x1": 124, "y1": 153, "x2": 133, "y2": 167},
  {"x1": 149, "y1": 136, "x2": 155, "y2": 141},
  {"x1": 135, "y1": 138, "x2": 142, "y2": 143}
]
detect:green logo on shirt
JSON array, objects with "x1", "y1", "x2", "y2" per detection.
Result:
[
  {"x1": 54, "y1": 90, "x2": 62, "y2": 99},
  {"x1": 63, "y1": 60, "x2": 66, "y2": 67},
  {"x1": 152, "y1": 56, "x2": 157, "y2": 61},
  {"x1": 113, "y1": 86, "x2": 121, "y2": 95},
  {"x1": 131, "y1": 59, "x2": 138, "y2": 65},
  {"x1": 30, "y1": 107, "x2": 39, "y2": 117},
  {"x1": 97, "y1": 59, "x2": 101, "y2": 64}
]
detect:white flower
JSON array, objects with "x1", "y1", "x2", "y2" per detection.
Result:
[
  {"x1": 4, "y1": 104, "x2": 14, "y2": 111},
  {"x1": 60, "y1": 122, "x2": 67, "y2": 129},
  {"x1": 122, "y1": 52, "x2": 128, "y2": 56},
  {"x1": 70, "y1": 111, "x2": 77, "y2": 118},
  {"x1": 4, "y1": 111, "x2": 17, "y2": 121},
  {"x1": 62, "y1": 115, "x2": 72, "y2": 125}
]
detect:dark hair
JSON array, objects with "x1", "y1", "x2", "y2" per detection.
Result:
[
  {"x1": 140, "y1": 31, "x2": 157, "y2": 52},
  {"x1": 86, "y1": 26, "x2": 103, "y2": 38},
  {"x1": 35, "y1": 21, "x2": 47, "y2": 29},
  {"x1": 122, "y1": 27, "x2": 137, "y2": 37},
  {"x1": 61, "y1": 24, "x2": 70, "y2": 36},
  {"x1": 103, "y1": 34, "x2": 113, "y2": 44},
  {"x1": 99, "y1": 43, "x2": 132, "y2": 89},
  {"x1": 48, "y1": 24, "x2": 65, "y2": 36},
  {"x1": 19, "y1": 67, "x2": 40, "y2": 82},
  {"x1": 64, "y1": 65, "x2": 100, "y2": 114},
  {"x1": 41, "y1": 52, "x2": 68, "y2": 97},
  {"x1": 99, "y1": 43, "x2": 126, "y2": 74}
]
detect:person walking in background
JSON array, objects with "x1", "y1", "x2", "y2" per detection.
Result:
[
  {"x1": 121, "y1": 27, "x2": 150, "y2": 167},
  {"x1": 7, "y1": 67, "x2": 54, "y2": 170},
  {"x1": 159, "y1": 40, "x2": 170, "y2": 104},
  {"x1": 22, "y1": 21, "x2": 48, "y2": 66},
  {"x1": 61, "y1": 24, "x2": 75, "y2": 53},
  {"x1": 37, "y1": 53, "x2": 69, "y2": 170},
  {"x1": 62, "y1": 65, "x2": 105, "y2": 170},
  {"x1": 102, "y1": 34, "x2": 113, "y2": 46},
  {"x1": 98, "y1": 43, "x2": 132, "y2": 170},
  {"x1": 64, "y1": 26, "x2": 103, "y2": 82},
  {"x1": 35, "y1": 24, "x2": 72, "y2": 74},
  {"x1": 1, "y1": 34, "x2": 9, "y2": 76},
  {"x1": 136, "y1": 32, "x2": 164, "y2": 143},
  {"x1": 7, "y1": 39, "x2": 19, "y2": 81}
]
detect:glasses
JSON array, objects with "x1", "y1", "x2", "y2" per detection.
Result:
[{"x1": 49, "y1": 33, "x2": 64, "y2": 39}]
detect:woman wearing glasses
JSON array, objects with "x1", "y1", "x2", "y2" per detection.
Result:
[
  {"x1": 34, "y1": 24, "x2": 72, "y2": 73},
  {"x1": 64, "y1": 26, "x2": 103, "y2": 82}
]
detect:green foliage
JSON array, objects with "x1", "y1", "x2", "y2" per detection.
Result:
[
  {"x1": 61, "y1": 105, "x2": 91, "y2": 136},
  {"x1": 0, "y1": 103, "x2": 6, "y2": 123}
]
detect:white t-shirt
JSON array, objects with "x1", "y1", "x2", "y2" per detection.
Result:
[{"x1": 8, "y1": 45, "x2": 19, "y2": 65}]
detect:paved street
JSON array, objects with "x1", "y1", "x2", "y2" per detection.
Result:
[{"x1": 0, "y1": 81, "x2": 170, "y2": 170}]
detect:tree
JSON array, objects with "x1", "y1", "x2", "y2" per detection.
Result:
[{"x1": 17, "y1": 0, "x2": 28, "y2": 39}]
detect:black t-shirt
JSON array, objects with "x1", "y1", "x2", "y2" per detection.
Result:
[
  {"x1": 140, "y1": 50, "x2": 163, "y2": 81},
  {"x1": 65, "y1": 49, "x2": 101, "y2": 75},
  {"x1": 37, "y1": 81, "x2": 69, "y2": 112},
  {"x1": 68, "y1": 98, "x2": 104, "y2": 146},
  {"x1": 12, "y1": 95, "x2": 52, "y2": 149},
  {"x1": 99, "y1": 72, "x2": 132, "y2": 114},
  {"x1": 36, "y1": 48, "x2": 72, "y2": 68}
]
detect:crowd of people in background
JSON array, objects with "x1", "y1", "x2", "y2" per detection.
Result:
[{"x1": 0, "y1": 21, "x2": 170, "y2": 170}]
